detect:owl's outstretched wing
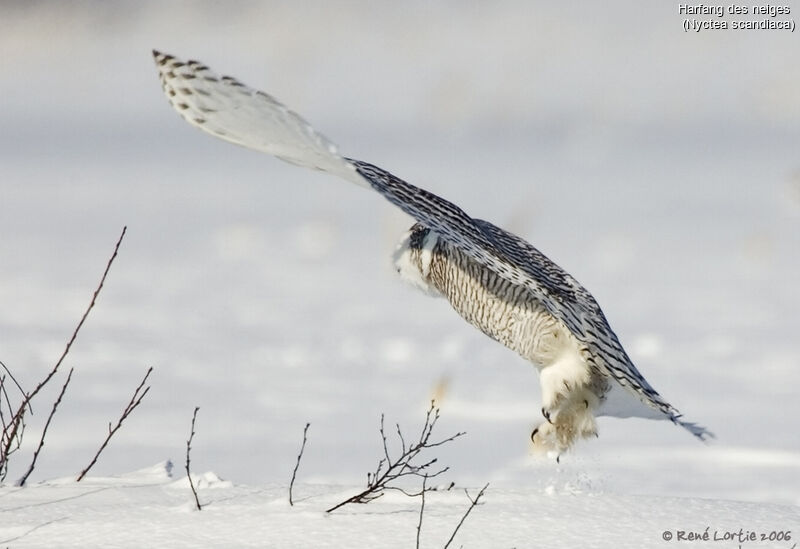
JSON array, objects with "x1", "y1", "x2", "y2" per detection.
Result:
[
  {"x1": 152, "y1": 50, "x2": 365, "y2": 188},
  {"x1": 349, "y1": 160, "x2": 701, "y2": 432},
  {"x1": 153, "y1": 51, "x2": 712, "y2": 441}
]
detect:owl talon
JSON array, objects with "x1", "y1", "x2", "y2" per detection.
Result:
[{"x1": 542, "y1": 407, "x2": 553, "y2": 424}]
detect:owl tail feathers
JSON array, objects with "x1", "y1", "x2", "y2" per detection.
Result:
[{"x1": 151, "y1": 50, "x2": 369, "y2": 189}]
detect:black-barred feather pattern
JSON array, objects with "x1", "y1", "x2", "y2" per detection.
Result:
[
  {"x1": 351, "y1": 160, "x2": 678, "y2": 418},
  {"x1": 153, "y1": 50, "x2": 713, "y2": 450}
]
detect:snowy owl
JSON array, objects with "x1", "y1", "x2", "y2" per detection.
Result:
[{"x1": 152, "y1": 50, "x2": 713, "y2": 455}]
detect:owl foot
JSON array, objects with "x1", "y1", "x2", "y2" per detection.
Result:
[
  {"x1": 531, "y1": 401, "x2": 599, "y2": 456},
  {"x1": 530, "y1": 421, "x2": 557, "y2": 452},
  {"x1": 530, "y1": 423, "x2": 563, "y2": 462}
]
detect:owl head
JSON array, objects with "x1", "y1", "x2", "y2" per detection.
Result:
[{"x1": 392, "y1": 224, "x2": 442, "y2": 298}]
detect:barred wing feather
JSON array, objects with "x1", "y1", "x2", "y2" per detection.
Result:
[
  {"x1": 153, "y1": 50, "x2": 712, "y2": 441},
  {"x1": 152, "y1": 50, "x2": 365, "y2": 187}
]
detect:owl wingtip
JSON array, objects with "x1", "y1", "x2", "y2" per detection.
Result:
[
  {"x1": 152, "y1": 49, "x2": 176, "y2": 67},
  {"x1": 673, "y1": 415, "x2": 715, "y2": 443}
]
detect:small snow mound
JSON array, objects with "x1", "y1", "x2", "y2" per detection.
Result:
[
  {"x1": 170, "y1": 471, "x2": 233, "y2": 490},
  {"x1": 113, "y1": 460, "x2": 174, "y2": 484},
  {"x1": 122, "y1": 460, "x2": 174, "y2": 481},
  {"x1": 50, "y1": 460, "x2": 175, "y2": 485}
]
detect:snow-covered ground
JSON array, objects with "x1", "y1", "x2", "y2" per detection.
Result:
[
  {"x1": 1, "y1": 462, "x2": 796, "y2": 548},
  {"x1": 1, "y1": 2, "x2": 798, "y2": 547}
]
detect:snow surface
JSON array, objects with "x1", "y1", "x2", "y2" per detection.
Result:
[
  {"x1": 0, "y1": 462, "x2": 797, "y2": 549},
  {"x1": 1, "y1": 2, "x2": 799, "y2": 547}
]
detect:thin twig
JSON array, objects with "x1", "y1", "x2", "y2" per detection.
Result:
[
  {"x1": 442, "y1": 483, "x2": 489, "y2": 549},
  {"x1": 0, "y1": 404, "x2": 25, "y2": 482},
  {"x1": 0, "y1": 375, "x2": 7, "y2": 440},
  {"x1": 289, "y1": 422, "x2": 310, "y2": 506},
  {"x1": 0, "y1": 360, "x2": 26, "y2": 408},
  {"x1": 76, "y1": 366, "x2": 152, "y2": 481},
  {"x1": 326, "y1": 401, "x2": 464, "y2": 513},
  {"x1": 17, "y1": 369, "x2": 74, "y2": 487},
  {"x1": 185, "y1": 407, "x2": 202, "y2": 511},
  {"x1": 415, "y1": 474, "x2": 427, "y2": 549},
  {"x1": 0, "y1": 405, "x2": 25, "y2": 482},
  {"x1": 1, "y1": 374, "x2": 18, "y2": 433},
  {"x1": 29, "y1": 227, "x2": 127, "y2": 405},
  {"x1": 1, "y1": 226, "x2": 126, "y2": 481},
  {"x1": 0, "y1": 364, "x2": 27, "y2": 481}
]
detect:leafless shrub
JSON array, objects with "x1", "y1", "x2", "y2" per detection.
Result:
[
  {"x1": 77, "y1": 366, "x2": 153, "y2": 481},
  {"x1": 185, "y1": 406, "x2": 202, "y2": 510},
  {"x1": 326, "y1": 401, "x2": 464, "y2": 513},
  {"x1": 1, "y1": 226, "x2": 126, "y2": 483}
]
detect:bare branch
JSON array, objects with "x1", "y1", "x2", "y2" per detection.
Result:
[
  {"x1": 0, "y1": 407, "x2": 25, "y2": 482},
  {"x1": 185, "y1": 407, "x2": 202, "y2": 511},
  {"x1": 442, "y1": 483, "x2": 489, "y2": 549},
  {"x1": 380, "y1": 414, "x2": 391, "y2": 464},
  {"x1": 29, "y1": 227, "x2": 127, "y2": 405},
  {"x1": 396, "y1": 422, "x2": 407, "y2": 455},
  {"x1": 326, "y1": 401, "x2": 464, "y2": 513},
  {"x1": 17, "y1": 369, "x2": 74, "y2": 487},
  {"x1": 76, "y1": 366, "x2": 152, "y2": 481},
  {"x1": 415, "y1": 474, "x2": 427, "y2": 549},
  {"x1": 1, "y1": 227, "x2": 126, "y2": 482},
  {"x1": 0, "y1": 360, "x2": 26, "y2": 408},
  {"x1": 288, "y1": 422, "x2": 310, "y2": 506},
  {"x1": 0, "y1": 364, "x2": 28, "y2": 482}
]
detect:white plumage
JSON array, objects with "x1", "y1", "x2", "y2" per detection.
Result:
[{"x1": 153, "y1": 50, "x2": 713, "y2": 456}]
